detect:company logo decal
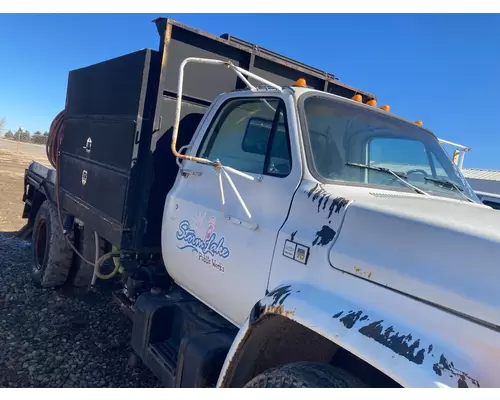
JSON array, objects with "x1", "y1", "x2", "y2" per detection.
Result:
[{"x1": 176, "y1": 219, "x2": 230, "y2": 259}]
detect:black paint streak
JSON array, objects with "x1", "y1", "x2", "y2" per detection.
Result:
[
  {"x1": 312, "y1": 187, "x2": 324, "y2": 202},
  {"x1": 312, "y1": 225, "x2": 336, "y2": 247},
  {"x1": 322, "y1": 194, "x2": 331, "y2": 210},
  {"x1": 328, "y1": 197, "x2": 350, "y2": 219},
  {"x1": 249, "y1": 301, "x2": 266, "y2": 324},
  {"x1": 305, "y1": 184, "x2": 349, "y2": 218},
  {"x1": 291, "y1": 230, "x2": 297, "y2": 241},
  {"x1": 458, "y1": 378, "x2": 468, "y2": 388},
  {"x1": 317, "y1": 195, "x2": 324, "y2": 212},
  {"x1": 331, "y1": 310, "x2": 480, "y2": 388},
  {"x1": 358, "y1": 320, "x2": 426, "y2": 365},
  {"x1": 432, "y1": 354, "x2": 480, "y2": 388},
  {"x1": 306, "y1": 183, "x2": 320, "y2": 198},
  {"x1": 339, "y1": 310, "x2": 364, "y2": 329},
  {"x1": 267, "y1": 285, "x2": 292, "y2": 306}
]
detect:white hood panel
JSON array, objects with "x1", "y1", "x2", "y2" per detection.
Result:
[{"x1": 328, "y1": 189, "x2": 500, "y2": 328}]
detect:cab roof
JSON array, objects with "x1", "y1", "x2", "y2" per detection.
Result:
[{"x1": 290, "y1": 86, "x2": 436, "y2": 136}]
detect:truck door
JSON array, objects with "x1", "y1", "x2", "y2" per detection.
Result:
[{"x1": 162, "y1": 93, "x2": 302, "y2": 326}]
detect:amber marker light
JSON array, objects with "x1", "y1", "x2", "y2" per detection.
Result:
[{"x1": 294, "y1": 78, "x2": 307, "y2": 87}]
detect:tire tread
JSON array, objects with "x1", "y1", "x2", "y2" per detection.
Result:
[
  {"x1": 31, "y1": 200, "x2": 73, "y2": 288},
  {"x1": 244, "y1": 362, "x2": 367, "y2": 388}
]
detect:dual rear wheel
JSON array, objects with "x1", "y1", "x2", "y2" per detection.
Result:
[{"x1": 31, "y1": 200, "x2": 96, "y2": 289}]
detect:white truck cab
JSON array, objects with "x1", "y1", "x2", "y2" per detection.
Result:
[
  {"x1": 160, "y1": 59, "x2": 499, "y2": 388},
  {"x1": 21, "y1": 23, "x2": 500, "y2": 388}
]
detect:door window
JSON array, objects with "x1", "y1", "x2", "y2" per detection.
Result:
[{"x1": 198, "y1": 98, "x2": 291, "y2": 177}]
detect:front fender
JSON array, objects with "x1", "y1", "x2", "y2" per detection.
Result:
[{"x1": 217, "y1": 282, "x2": 485, "y2": 388}]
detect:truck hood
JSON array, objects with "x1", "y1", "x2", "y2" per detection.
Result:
[{"x1": 328, "y1": 189, "x2": 500, "y2": 328}]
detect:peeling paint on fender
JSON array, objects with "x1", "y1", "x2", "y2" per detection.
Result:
[
  {"x1": 305, "y1": 184, "x2": 350, "y2": 219},
  {"x1": 333, "y1": 310, "x2": 426, "y2": 365},
  {"x1": 358, "y1": 320, "x2": 426, "y2": 365},
  {"x1": 330, "y1": 309, "x2": 481, "y2": 388},
  {"x1": 339, "y1": 310, "x2": 365, "y2": 329},
  {"x1": 433, "y1": 354, "x2": 480, "y2": 388},
  {"x1": 328, "y1": 197, "x2": 350, "y2": 218},
  {"x1": 257, "y1": 285, "x2": 297, "y2": 320},
  {"x1": 267, "y1": 285, "x2": 292, "y2": 306},
  {"x1": 265, "y1": 303, "x2": 296, "y2": 318},
  {"x1": 312, "y1": 225, "x2": 336, "y2": 247}
]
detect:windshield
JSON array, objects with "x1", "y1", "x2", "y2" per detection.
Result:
[{"x1": 299, "y1": 94, "x2": 480, "y2": 203}]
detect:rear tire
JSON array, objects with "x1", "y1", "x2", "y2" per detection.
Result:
[
  {"x1": 68, "y1": 227, "x2": 102, "y2": 288},
  {"x1": 31, "y1": 200, "x2": 74, "y2": 288},
  {"x1": 244, "y1": 362, "x2": 367, "y2": 388}
]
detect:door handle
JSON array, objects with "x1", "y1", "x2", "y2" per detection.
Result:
[
  {"x1": 180, "y1": 168, "x2": 202, "y2": 178},
  {"x1": 226, "y1": 215, "x2": 258, "y2": 230}
]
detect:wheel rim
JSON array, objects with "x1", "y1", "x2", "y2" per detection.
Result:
[{"x1": 34, "y1": 220, "x2": 48, "y2": 271}]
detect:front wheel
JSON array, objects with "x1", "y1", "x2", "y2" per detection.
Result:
[{"x1": 244, "y1": 362, "x2": 367, "y2": 388}]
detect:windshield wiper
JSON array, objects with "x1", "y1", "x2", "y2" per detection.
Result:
[
  {"x1": 346, "y1": 162, "x2": 429, "y2": 196},
  {"x1": 424, "y1": 177, "x2": 474, "y2": 203},
  {"x1": 424, "y1": 176, "x2": 463, "y2": 191}
]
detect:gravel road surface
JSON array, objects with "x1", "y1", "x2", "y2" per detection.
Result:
[
  {"x1": 0, "y1": 232, "x2": 160, "y2": 388},
  {"x1": 0, "y1": 139, "x2": 160, "y2": 387}
]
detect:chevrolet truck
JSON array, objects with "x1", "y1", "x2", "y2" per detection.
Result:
[{"x1": 18, "y1": 18, "x2": 499, "y2": 388}]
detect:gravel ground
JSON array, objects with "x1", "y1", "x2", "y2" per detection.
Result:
[{"x1": 0, "y1": 232, "x2": 160, "y2": 388}]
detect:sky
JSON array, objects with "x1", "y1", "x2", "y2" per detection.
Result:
[{"x1": 0, "y1": 13, "x2": 499, "y2": 169}]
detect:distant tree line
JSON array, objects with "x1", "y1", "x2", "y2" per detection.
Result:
[{"x1": 3, "y1": 128, "x2": 49, "y2": 145}]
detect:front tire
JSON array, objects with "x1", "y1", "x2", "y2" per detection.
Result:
[
  {"x1": 31, "y1": 200, "x2": 73, "y2": 288},
  {"x1": 244, "y1": 362, "x2": 367, "y2": 388}
]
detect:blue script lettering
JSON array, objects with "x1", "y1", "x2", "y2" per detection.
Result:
[{"x1": 176, "y1": 220, "x2": 230, "y2": 259}]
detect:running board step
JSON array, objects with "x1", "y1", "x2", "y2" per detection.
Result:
[
  {"x1": 147, "y1": 339, "x2": 179, "y2": 387},
  {"x1": 130, "y1": 290, "x2": 238, "y2": 387}
]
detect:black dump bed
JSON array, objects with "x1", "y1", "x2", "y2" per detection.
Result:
[{"x1": 58, "y1": 18, "x2": 375, "y2": 253}]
